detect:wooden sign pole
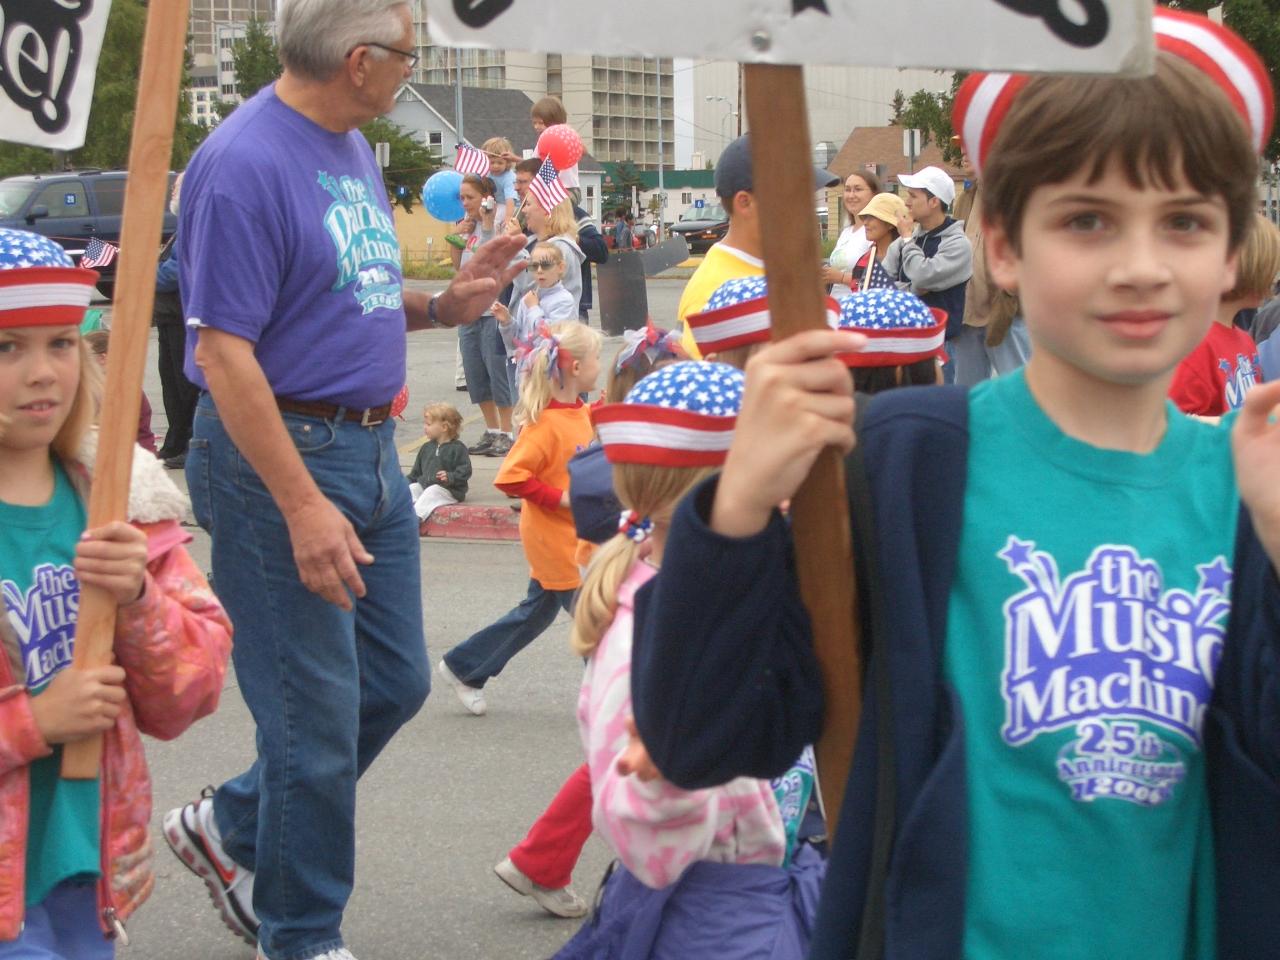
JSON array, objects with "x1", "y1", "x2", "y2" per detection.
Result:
[
  {"x1": 744, "y1": 64, "x2": 863, "y2": 841},
  {"x1": 62, "y1": 0, "x2": 191, "y2": 779}
]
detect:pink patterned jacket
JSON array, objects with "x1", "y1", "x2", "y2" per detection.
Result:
[
  {"x1": 0, "y1": 439, "x2": 232, "y2": 942},
  {"x1": 578, "y1": 560, "x2": 786, "y2": 889}
]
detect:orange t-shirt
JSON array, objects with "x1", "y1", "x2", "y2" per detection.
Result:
[{"x1": 496, "y1": 403, "x2": 594, "y2": 590}]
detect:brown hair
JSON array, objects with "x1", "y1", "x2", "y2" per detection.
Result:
[
  {"x1": 982, "y1": 52, "x2": 1258, "y2": 254},
  {"x1": 710, "y1": 341, "x2": 767, "y2": 371},
  {"x1": 531, "y1": 96, "x2": 568, "y2": 127},
  {"x1": 515, "y1": 157, "x2": 543, "y2": 175},
  {"x1": 1226, "y1": 213, "x2": 1280, "y2": 301},
  {"x1": 84, "y1": 330, "x2": 110, "y2": 356},
  {"x1": 423, "y1": 402, "x2": 463, "y2": 441},
  {"x1": 851, "y1": 358, "x2": 940, "y2": 394},
  {"x1": 461, "y1": 174, "x2": 496, "y2": 198},
  {"x1": 848, "y1": 170, "x2": 883, "y2": 195}
]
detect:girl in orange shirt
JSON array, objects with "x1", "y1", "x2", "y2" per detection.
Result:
[{"x1": 439, "y1": 321, "x2": 602, "y2": 717}]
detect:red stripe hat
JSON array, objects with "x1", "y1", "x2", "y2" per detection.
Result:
[
  {"x1": 592, "y1": 360, "x2": 744, "y2": 467},
  {"x1": 835, "y1": 288, "x2": 947, "y2": 368},
  {"x1": 953, "y1": 7, "x2": 1275, "y2": 173},
  {"x1": 0, "y1": 228, "x2": 98, "y2": 329},
  {"x1": 686, "y1": 276, "x2": 841, "y2": 355}
]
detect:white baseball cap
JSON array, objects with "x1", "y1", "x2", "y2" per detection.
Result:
[{"x1": 897, "y1": 166, "x2": 956, "y2": 207}]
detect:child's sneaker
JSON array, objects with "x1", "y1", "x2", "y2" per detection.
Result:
[
  {"x1": 467, "y1": 432, "x2": 496, "y2": 455},
  {"x1": 494, "y1": 856, "x2": 588, "y2": 918},
  {"x1": 163, "y1": 787, "x2": 259, "y2": 945},
  {"x1": 439, "y1": 658, "x2": 486, "y2": 715}
]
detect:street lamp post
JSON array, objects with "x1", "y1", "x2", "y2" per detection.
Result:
[{"x1": 705, "y1": 95, "x2": 735, "y2": 157}]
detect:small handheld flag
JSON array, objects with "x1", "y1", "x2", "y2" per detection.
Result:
[
  {"x1": 859, "y1": 255, "x2": 896, "y2": 292},
  {"x1": 80, "y1": 238, "x2": 119, "y2": 269},
  {"x1": 528, "y1": 158, "x2": 569, "y2": 213},
  {"x1": 455, "y1": 143, "x2": 492, "y2": 177}
]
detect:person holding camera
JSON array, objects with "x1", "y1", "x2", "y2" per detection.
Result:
[{"x1": 452, "y1": 175, "x2": 516, "y2": 456}]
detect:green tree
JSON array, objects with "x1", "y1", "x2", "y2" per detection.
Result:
[
  {"x1": 895, "y1": 72, "x2": 967, "y2": 165},
  {"x1": 603, "y1": 160, "x2": 646, "y2": 211},
  {"x1": 1170, "y1": 0, "x2": 1280, "y2": 159},
  {"x1": 216, "y1": 17, "x2": 283, "y2": 120},
  {"x1": 889, "y1": 90, "x2": 906, "y2": 125},
  {"x1": 360, "y1": 118, "x2": 439, "y2": 212}
]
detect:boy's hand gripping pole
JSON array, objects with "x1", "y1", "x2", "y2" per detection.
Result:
[
  {"x1": 62, "y1": 0, "x2": 192, "y2": 779},
  {"x1": 744, "y1": 65, "x2": 863, "y2": 841}
]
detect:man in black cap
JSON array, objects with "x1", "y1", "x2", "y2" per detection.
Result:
[{"x1": 677, "y1": 134, "x2": 839, "y2": 356}]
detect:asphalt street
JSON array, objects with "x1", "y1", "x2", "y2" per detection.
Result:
[{"x1": 109, "y1": 277, "x2": 688, "y2": 959}]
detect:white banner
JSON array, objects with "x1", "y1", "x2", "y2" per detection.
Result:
[
  {"x1": 1, "y1": 0, "x2": 114, "y2": 151},
  {"x1": 430, "y1": 0, "x2": 1153, "y2": 74}
]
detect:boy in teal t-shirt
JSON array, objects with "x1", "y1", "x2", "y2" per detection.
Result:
[{"x1": 635, "y1": 12, "x2": 1280, "y2": 959}]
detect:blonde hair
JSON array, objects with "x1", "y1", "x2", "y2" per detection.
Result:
[
  {"x1": 538, "y1": 199, "x2": 578, "y2": 238},
  {"x1": 423, "y1": 402, "x2": 462, "y2": 441},
  {"x1": 571, "y1": 463, "x2": 713, "y2": 656},
  {"x1": 53, "y1": 338, "x2": 99, "y2": 463},
  {"x1": 605, "y1": 341, "x2": 679, "y2": 404},
  {"x1": 482, "y1": 136, "x2": 512, "y2": 156},
  {"x1": 711, "y1": 341, "x2": 767, "y2": 371},
  {"x1": 514, "y1": 321, "x2": 602, "y2": 427},
  {"x1": 1226, "y1": 213, "x2": 1280, "y2": 301}
]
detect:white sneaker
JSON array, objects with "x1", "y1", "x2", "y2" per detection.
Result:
[
  {"x1": 258, "y1": 950, "x2": 358, "y2": 960},
  {"x1": 163, "y1": 788, "x2": 259, "y2": 945},
  {"x1": 439, "y1": 659, "x2": 486, "y2": 716},
  {"x1": 494, "y1": 856, "x2": 588, "y2": 919}
]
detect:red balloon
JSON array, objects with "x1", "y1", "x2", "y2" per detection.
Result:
[{"x1": 536, "y1": 124, "x2": 584, "y2": 170}]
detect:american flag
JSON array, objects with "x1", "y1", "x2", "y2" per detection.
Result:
[
  {"x1": 80, "y1": 238, "x2": 119, "y2": 269},
  {"x1": 454, "y1": 143, "x2": 491, "y2": 177},
  {"x1": 859, "y1": 255, "x2": 896, "y2": 292},
  {"x1": 528, "y1": 158, "x2": 568, "y2": 212}
]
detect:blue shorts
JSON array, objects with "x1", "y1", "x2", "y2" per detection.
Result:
[{"x1": 0, "y1": 881, "x2": 114, "y2": 959}]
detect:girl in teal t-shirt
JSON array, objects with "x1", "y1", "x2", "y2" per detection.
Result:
[{"x1": 0, "y1": 228, "x2": 232, "y2": 957}]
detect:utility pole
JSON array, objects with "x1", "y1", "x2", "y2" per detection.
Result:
[{"x1": 656, "y1": 73, "x2": 665, "y2": 241}]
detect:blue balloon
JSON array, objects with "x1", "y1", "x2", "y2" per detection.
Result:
[{"x1": 422, "y1": 170, "x2": 465, "y2": 222}]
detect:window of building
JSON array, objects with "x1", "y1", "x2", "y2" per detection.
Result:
[
  {"x1": 428, "y1": 131, "x2": 443, "y2": 148},
  {"x1": 681, "y1": 191, "x2": 692, "y2": 204},
  {"x1": 222, "y1": 84, "x2": 235, "y2": 95}
]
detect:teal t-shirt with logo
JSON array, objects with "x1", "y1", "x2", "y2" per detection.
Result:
[
  {"x1": 0, "y1": 461, "x2": 101, "y2": 906},
  {"x1": 945, "y1": 370, "x2": 1235, "y2": 959}
]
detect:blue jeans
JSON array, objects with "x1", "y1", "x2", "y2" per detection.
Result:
[
  {"x1": 186, "y1": 394, "x2": 430, "y2": 960},
  {"x1": 952, "y1": 318, "x2": 1032, "y2": 386},
  {"x1": 0, "y1": 881, "x2": 113, "y2": 959},
  {"x1": 458, "y1": 315, "x2": 513, "y2": 407},
  {"x1": 443, "y1": 579, "x2": 575, "y2": 688}
]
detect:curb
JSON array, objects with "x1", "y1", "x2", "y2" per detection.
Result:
[{"x1": 422, "y1": 503, "x2": 520, "y2": 541}]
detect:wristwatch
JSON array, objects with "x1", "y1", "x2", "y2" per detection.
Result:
[{"x1": 428, "y1": 291, "x2": 447, "y2": 328}]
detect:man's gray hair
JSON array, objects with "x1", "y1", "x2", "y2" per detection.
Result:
[{"x1": 276, "y1": 0, "x2": 409, "y2": 82}]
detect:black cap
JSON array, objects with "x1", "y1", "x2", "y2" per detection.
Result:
[{"x1": 714, "y1": 134, "x2": 840, "y2": 199}]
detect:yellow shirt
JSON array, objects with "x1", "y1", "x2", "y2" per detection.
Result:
[{"x1": 677, "y1": 242, "x2": 765, "y2": 359}]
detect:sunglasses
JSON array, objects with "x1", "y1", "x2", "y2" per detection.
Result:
[{"x1": 527, "y1": 260, "x2": 560, "y2": 272}]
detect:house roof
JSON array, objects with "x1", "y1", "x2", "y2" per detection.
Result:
[
  {"x1": 828, "y1": 126, "x2": 963, "y2": 187},
  {"x1": 396, "y1": 83, "x2": 603, "y2": 173}
]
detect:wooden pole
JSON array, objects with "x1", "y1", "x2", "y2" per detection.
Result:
[
  {"x1": 744, "y1": 64, "x2": 863, "y2": 841},
  {"x1": 62, "y1": 0, "x2": 191, "y2": 779}
]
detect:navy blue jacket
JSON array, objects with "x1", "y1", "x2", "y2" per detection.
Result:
[{"x1": 632, "y1": 385, "x2": 1280, "y2": 959}]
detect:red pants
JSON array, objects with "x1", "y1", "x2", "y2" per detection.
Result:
[{"x1": 508, "y1": 762, "x2": 593, "y2": 888}]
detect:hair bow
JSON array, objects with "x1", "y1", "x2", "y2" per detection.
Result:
[
  {"x1": 615, "y1": 319, "x2": 686, "y2": 374},
  {"x1": 618, "y1": 510, "x2": 653, "y2": 543},
  {"x1": 514, "y1": 321, "x2": 575, "y2": 385}
]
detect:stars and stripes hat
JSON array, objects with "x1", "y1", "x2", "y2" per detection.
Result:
[
  {"x1": 686, "y1": 276, "x2": 841, "y2": 354},
  {"x1": 954, "y1": 7, "x2": 1274, "y2": 174},
  {"x1": 835, "y1": 288, "x2": 947, "y2": 368},
  {"x1": 0, "y1": 228, "x2": 99, "y2": 329},
  {"x1": 529, "y1": 157, "x2": 569, "y2": 213},
  {"x1": 591, "y1": 361, "x2": 744, "y2": 467}
]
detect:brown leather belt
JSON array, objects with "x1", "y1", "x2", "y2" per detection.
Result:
[{"x1": 275, "y1": 397, "x2": 393, "y2": 426}]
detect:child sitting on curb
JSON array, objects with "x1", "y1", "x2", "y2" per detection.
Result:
[{"x1": 407, "y1": 403, "x2": 472, "y2": 532}]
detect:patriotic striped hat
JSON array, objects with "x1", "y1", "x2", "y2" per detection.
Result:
[
  {"x1": 835, "y1": 288, "x2": 947, "y2": 368},
  {"x1": 591, "y1": 361, "x2": 744, "y2": 467},
  {"x1": 953, "y1": 7, "x2": 1274, "y2": 173},
  {"x1": 0, "y1": 228, "x2": 98, "y2": 329},
  {"x1": 687, "y1": 276, "x2": 841, "y2": 354}
]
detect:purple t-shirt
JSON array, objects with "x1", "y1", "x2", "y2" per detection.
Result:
[{"x1": 180, "y1": 86, "x2": 405, "y2": 409}]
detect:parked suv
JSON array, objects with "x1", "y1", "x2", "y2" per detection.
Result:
[
  {"x1": 0, "y1": 169, "x2": 177, "y2": 300},
  {"x1": 667, "y1": 202, "x2": 729, "y2": 254}
]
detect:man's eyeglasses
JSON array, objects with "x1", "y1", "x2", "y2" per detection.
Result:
[
  {"x1": 354, "y1": 42, "x2": 420, "y2": 69},
  {"x1": 528, "y1": 260, "x2": 560, "y2": 272}
]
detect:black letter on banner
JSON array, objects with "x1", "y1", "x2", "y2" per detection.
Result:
[
  {"x1": 453, "y1": 0, "x2": 515, "y2": 29},
  {"x1": 793, "y1": 0, "x2": 831, "y2": 12},
  {"x1": 993, "y1": 0, "x2": 1109, "y2": 48},
  {"x1": 0, "y1": 0, "x2": 91, "y2": 135}
]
